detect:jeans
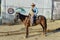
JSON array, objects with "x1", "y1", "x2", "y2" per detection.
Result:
[
  {"x1": 33, "y1": 15, "x2": 36, "y2": 24},
  {"x1": 30, "y1": 15, "x2": 36, "y2": 26}
]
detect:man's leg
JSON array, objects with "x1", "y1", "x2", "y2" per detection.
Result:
[
  {"x1": 30, "y1": 16, "x2": 33, "y2": 26},
  {"x1": 33, "y1": 15, "x2": 36, "y2": 24}
]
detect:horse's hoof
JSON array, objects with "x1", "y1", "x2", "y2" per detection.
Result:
[
  {"x1": 26, "y1": 36, "x2": 28, "y2": 38},
  {"x1": 41, "y1": 33, "x2": 46, "y2": 37}
]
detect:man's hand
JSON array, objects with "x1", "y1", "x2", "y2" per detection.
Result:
[{"x1": 32, "y1": 9, "x2": 34, "y2": 12}]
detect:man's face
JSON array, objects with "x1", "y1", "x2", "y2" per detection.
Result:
[{"x1": 32, "y1": 5, "x2": 35, "y2": 8}]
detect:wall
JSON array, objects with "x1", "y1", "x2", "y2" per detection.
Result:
[
  {"x1": 1, "y1": 0, "x2": 52, "y2": 23},
  {"x1": 53, "y1": 1, "x2": 60, "y2": 20}
]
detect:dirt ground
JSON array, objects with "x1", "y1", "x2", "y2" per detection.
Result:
[{"x1": 0, "y1": 20, "x2": 60, "y2": 40}]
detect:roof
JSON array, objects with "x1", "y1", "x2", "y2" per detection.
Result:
[{"x1": 54, "y1": 0, "x2": 60, "y2": 1}]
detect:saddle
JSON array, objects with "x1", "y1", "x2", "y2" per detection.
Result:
[{"x1": 29, "y1": 15, "x2": 38, "y2": 26}]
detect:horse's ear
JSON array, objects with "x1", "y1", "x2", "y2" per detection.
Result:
[
  {"x1": 16, "y1": 12, "x2": 19, "y2": 14},
  {"x1": 15, "y1": 12, "x2": 17, "y2": 15},
  {"x1": 29, "y1": 14, "x2": 31, "y2": 16}
]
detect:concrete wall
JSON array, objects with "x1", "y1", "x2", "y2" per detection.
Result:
[
  {"x1": 1, "y1": 0, "x2": 52, "y2": 23},
  {"x1": 53, "y1": 1, "x2": 60, "y2": 20}
]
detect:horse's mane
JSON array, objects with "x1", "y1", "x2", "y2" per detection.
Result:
[
  {"x1": 18, "y1": 13, "x2": 29, "y2": 21},
  {"x1": 19, "y1": 13, "x2": 28, "y2": 17}
]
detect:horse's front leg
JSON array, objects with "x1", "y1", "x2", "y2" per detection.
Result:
[
  {"x1": 24, "y1": 17, "x2": 30, "y2": 38},
  {"x1": 26, "y1": 26, "x2": 29, "y2": 38},
  {"x1": 24, "y1": 24, "x2": 29, "y2": 38},
  {"x1": 25, "y1": 23, "x2": 30, "y2": 38},
  {"x1": 25, "y1": 20, "x2": 30, "y2": 38}
]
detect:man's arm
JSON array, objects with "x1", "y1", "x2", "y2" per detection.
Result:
[{"x1": 35, "y1": 8, "x2": 38, "y2": 15}]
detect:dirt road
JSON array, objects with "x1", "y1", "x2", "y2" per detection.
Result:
[{"x1": 0, "y1": 20, "x2": 60, "y2": 40}]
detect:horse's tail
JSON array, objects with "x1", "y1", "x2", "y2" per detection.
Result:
[{"x1": 44, "y1": 16, "x2": 47, "y2": 28}]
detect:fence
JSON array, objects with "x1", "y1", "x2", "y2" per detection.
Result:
[
  {"x1": 53, "y1": 2, "x2": 60, "y2": 20},
  {"x1": 2, "y1": 0, "x2": 57, "y2": 24}
]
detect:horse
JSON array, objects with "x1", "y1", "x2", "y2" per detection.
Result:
[{"x1": 15, "y1": 12, "x2": 47, "y2": 38}]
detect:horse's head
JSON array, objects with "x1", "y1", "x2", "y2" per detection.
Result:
[
  {"x1": 14, "y1": 12, "x2": 21, "y2": 20},
  {"x1": 15, "y1": 12, "x2": 20, "y2": 16}
]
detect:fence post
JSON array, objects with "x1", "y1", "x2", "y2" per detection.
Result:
[{"x1": 51, "y1": 0, "x2": 54, "y2": 20}]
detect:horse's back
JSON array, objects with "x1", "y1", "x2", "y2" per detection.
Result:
[{"x1": 38, "y1": 15, "x2": 46, "y2": 19}]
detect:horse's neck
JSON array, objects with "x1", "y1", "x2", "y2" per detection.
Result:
[{"x1": 19, "y1": 14, "x2": 27, "y2": 21}]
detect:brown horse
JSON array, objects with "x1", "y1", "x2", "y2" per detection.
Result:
[{"x1": 15, "y1": 12, "x2": 47, "y2": 38}]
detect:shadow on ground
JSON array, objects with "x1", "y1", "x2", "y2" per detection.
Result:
[
  {"x1": 0, "y1": 28, "x2": 60, "y2": 37},
  {"x1": 47, "y1": 28, "x2": 60, "y2": 35}
]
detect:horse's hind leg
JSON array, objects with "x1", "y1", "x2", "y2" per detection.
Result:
[
  {"x1": 40, "y1": 18, "x2": 47, "y2": 36},
  {"x1": 42, "y1": 24, "x2": 47, "y2": 35}
]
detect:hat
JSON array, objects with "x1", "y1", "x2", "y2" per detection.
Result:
[{"x1": 31, "y1": 3, "x2": 35, "y2": 6}]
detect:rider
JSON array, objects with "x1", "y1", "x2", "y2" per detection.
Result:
[{"x1": 29, "y1": 3, "x2": 38, "y2": 26}]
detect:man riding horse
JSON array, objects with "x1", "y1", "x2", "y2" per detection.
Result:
[
  {"x1": 29, "y1": 3, "x2": 38, "y2": 26},
  {"x1": 15, "y1": 4, "x2": 47, "y2": 37}
]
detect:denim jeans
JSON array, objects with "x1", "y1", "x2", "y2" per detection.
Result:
[
  {"x1": 33, "y1": 15, "x2": 36, "y2": 24},
  {"x1": 30, "y1": 15, "x2": 36, "y2": 26}
]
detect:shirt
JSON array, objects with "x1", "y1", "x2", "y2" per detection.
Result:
[{"x1": 29, "y1": 7, "x2": 38, "y2": 16}]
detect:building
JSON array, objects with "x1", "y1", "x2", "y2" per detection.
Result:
[
  {"x1": 53, "y1": 0, "x2": 60, "y2": 19},
  {"x1": 1, "y1": 0, "x2": 60, "y2": 24}
]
